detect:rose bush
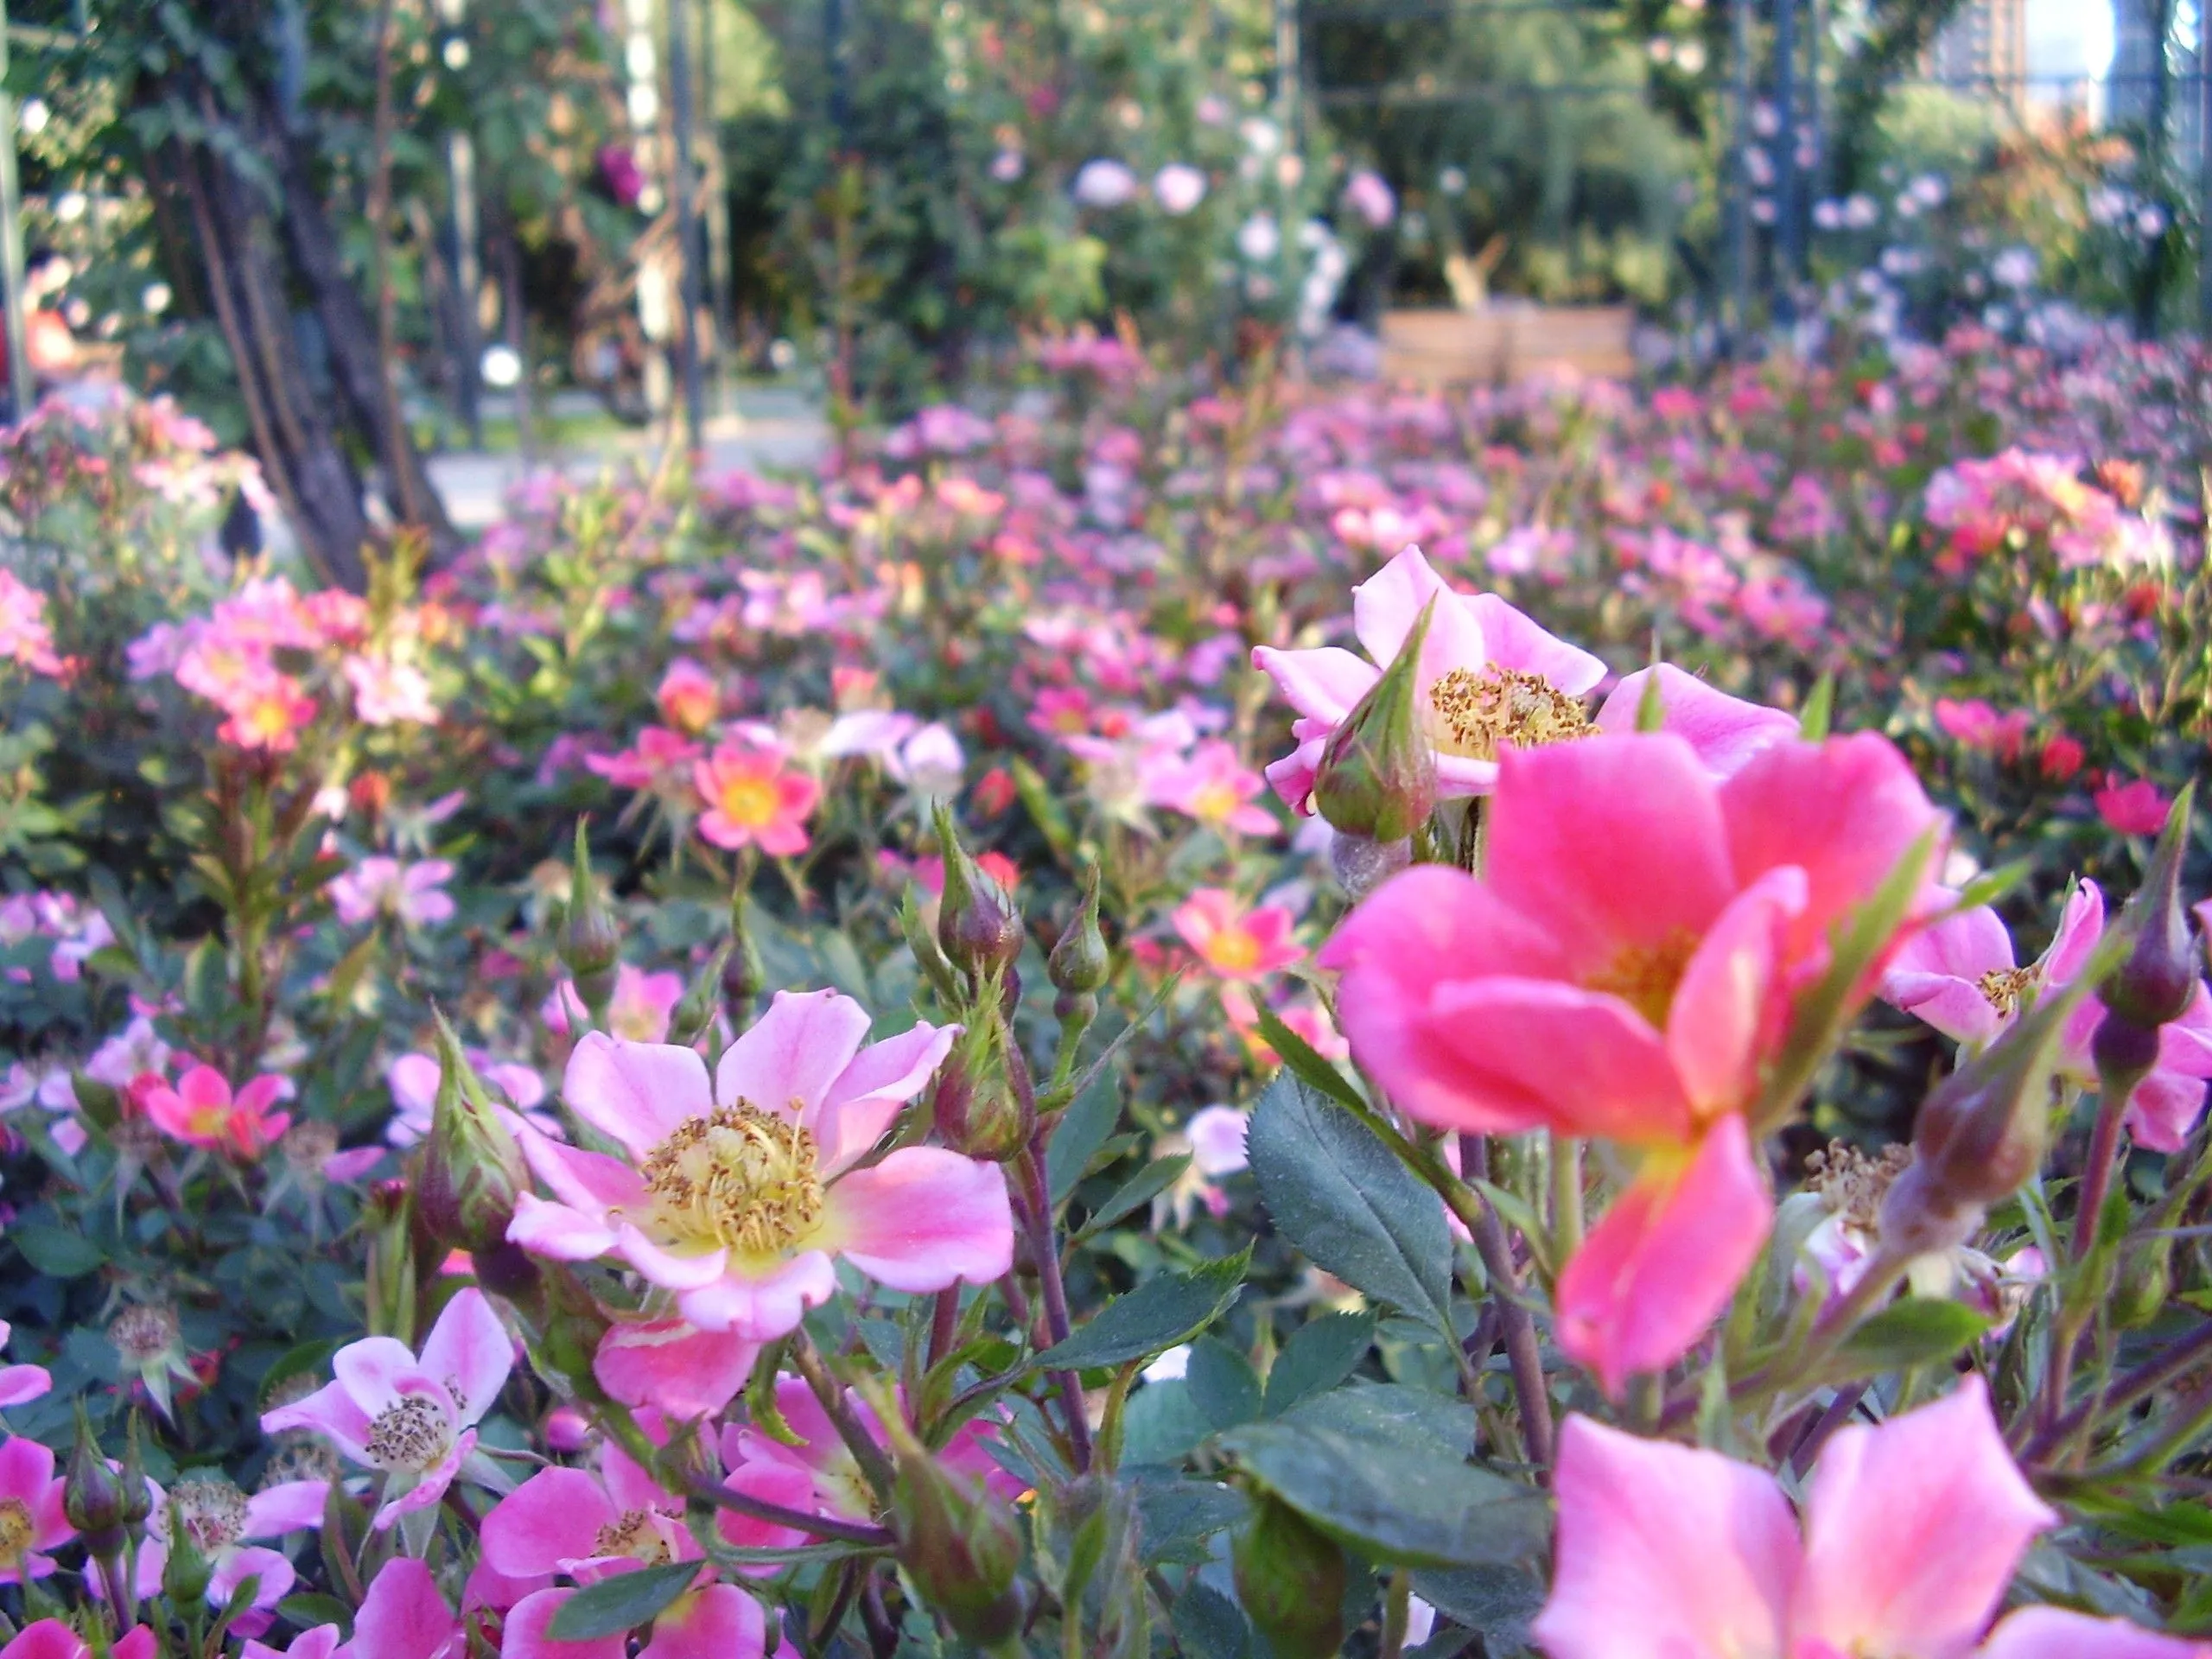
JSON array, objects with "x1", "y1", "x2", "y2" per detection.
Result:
[{"x1": 2, "y1": 324, "x2": 2212, "y2": 1655}]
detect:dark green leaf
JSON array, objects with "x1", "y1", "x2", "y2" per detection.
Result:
[
  {"x1": 1248, "y1": 1078, "x2": 1452, "y2": 1333},
  {"x1": 546, "y1": 1561, "x2": 701, "y2": 1640},
  {"x1": 1262, "y1": 1313, "x2": 1378, "y2": 1417},
  {"x1": 1128, "y1": 1471, "x2": 1247, "y2": 1566},
  {"x1": 1185, "y1": 1337, "x2": 1262, "y2": 1432},
  {"x1": 1217, "y1": 1420, "x2": 1548, "y2": 1570},
  {"x1": 1251, "y1": 1001, "x2": 1365, "y2": 1110},
  {"x1": 1047, "y1": 1075, "x2": 1122, "y2": 1204},
  {"x1": 1033, "y1": 1249, "x2": 1250, "y2": 1373},
  {"x1": 1409, "y1": 1564, "x2": 1547, "y2": 1647},
  {"x1": 1071, "y1": 1155, "x2": 1191, "y2": 1242},
  {"x1": 11, "y1": 1224, "x2": 105, "y2": 1277},
  {"x1": 275, "y1": 1594, "x2": 353, "y2": 1638},
  {"x1": 1172, "y1": 1580, "x2": 1250, "y2": 1659},
  {"x1": 1275, "y1": 1383, "x2": 1474, "y2": 1459},
  {"x1": 1827, "y1": 1298, "x2": 1993, "y2": 1381},
  {"x1": 1122, "y1": 1378, "x2": 1213, "y2": 1468}
]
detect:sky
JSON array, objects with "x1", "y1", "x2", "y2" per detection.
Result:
[{"x1": 2025, "y1": 0, "x2": 2118, "y2": 83}]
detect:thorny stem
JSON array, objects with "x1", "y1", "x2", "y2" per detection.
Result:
[
  {"x1": 1019, "y1": 1144, "x2": 1095, "y2": 1472},
  {"x1": 791, "y1": 1332, "x2": 899, "y2": 1502},
  {"x1": 1462, "y1": 1136, "x2": 1554, "y2": 1472},
  {"x1": 2074, "y1": 1375, "x2": 2212, "y2": 1485},
  {"x1": 688, "y1": 1477, "x2": 894, "y2": 1548}
]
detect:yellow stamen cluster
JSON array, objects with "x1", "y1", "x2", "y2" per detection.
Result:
[
  {"x1": 1977, "y1": 967, "x2": 2038, "y2": 1016},
  {"x1": 1584, "y1": 930, "x2": 1701, "y2": 1030},
  {"x1": 1805, "y1": 1141, "x2": 1914, "y2": 1229},
  {"x1": 1427, "y1": 665, "x2": 1594, "y2": 762},
  {"x1": 594, "y1": 1509, "x2": 677, "y2": 1564},
  {"x1": 172, "y1": 1474, "x2": 251, "y2": 1553},
  {"x1": 365, "y1": 1394, "x2": 451, "y2": 1471},
  {"x1": 0, "y1": 1497, "x2": 32, "y2": 1565},
  {"x1": 639, "y1": 1102, "x2": 825, "y2": 1259}
]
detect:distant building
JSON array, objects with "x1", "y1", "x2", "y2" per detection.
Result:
[{"x1": 1928, "y1": 0, "x2": 2031, "y2": 107}]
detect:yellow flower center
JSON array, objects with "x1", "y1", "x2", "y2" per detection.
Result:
[
  {"x1": 637, "y1": 1102, "x2": 826, "y2": 1260},
  {"x1": 245, "y1": 694, "x2": 296, "y2": 741},
  {"x1": 1426, "y1": 666, "x2": 1593, "y2": 761},
  {"x1": 1583, "y1": 930, "x2": 1701, "y2": 1030},
  {"x1": 0, "y1": 1497, "x2": 32, "y2": 1566},
  {"x1": 594, "y1": 1508, "x2": 677, "y2": 1564},
  {"x1": 1191, "y1": 782, "x2": 1240, "y2": 824},
  {"x1": 716, "y1": 773, "x2": 779, "y2": 827},
  {"x1": 1203, "y1": 927, "x2": 1263, "y2": 976},
  {"x1": 364, "y1": 1393, "x2": 453, "y2": 1471},
  {"x1": 1977, "y1": 967, "x2": 2037, "y2": 1016}
]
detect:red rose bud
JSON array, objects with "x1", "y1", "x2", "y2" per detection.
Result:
[
  {"x1": 931, "y1": 1010, "x2": 1033, "y2": 1162},
  {"x1": 416, "y1": 1009, "x2": 529, "y2": 1258},
  {"x1": 2101, "y1": 782, "x2": 2197, "y2": 1031},
  {"x1": 879, "y1": 1393, "x2": 1024, "y2": 1645},
  {"x1": 1882, "y1": 970, "x2": 2092, "y2": 1255},
  {"x1": 721, "y1": 893, "x2": 767, "y2": 1014},
  {"x1": 934, "y1": 804, "x2": 1023, "y2": 982},
  {"x1": 1232, "y1": 1495, "x2": 1347, "y2": 1659},
  {"x1": 1047, "y1": 868, "x2": 1109, "y2": 998},
  {"x1": 1313, "y1": 595, "x2": 1438, "y2": 844},
  {"x1": 558, "y1": 821, "x2": 622, "y2": 998}
]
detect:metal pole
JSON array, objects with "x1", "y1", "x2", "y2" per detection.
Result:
[
  {"x1": 1727, "y1": 0, "x2": 1752, "y2": 350},
  {"x1": 1773, "y1": 0, "x2": 1799, "y2": 322},
  {"x1": 666, "y1": 0, "x2": 705, "y2": 454},
  {"x1": 0, "y1": 0, "x2": 31, "y2": 416}
]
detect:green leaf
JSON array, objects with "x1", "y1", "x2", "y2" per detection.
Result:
[
  {"x1": 1185, "y1": 1337, "x2": 1262, "y2": 1432},
  {"x1": 545, "y1": 1561, "x2": 702, "y2": 1641},
  {"x1": 1251, "y1": 1001, "x2": 1365, "y2": 1111},
  {"x1": 1071, "y1": 1154, "x2": 1190, "y2": 1243},
  {"x1": 1033, "y1": 1249, "x2": 1250, "y2": 1373},
  {"x1": 1128, "y1": 1472, "x2": 1247, "y2": 1565},
  {"x1": 1262, "y1": 1313, "x2": 1377, "y2": 1417},
  {"x1": 1275, "y1": 1383, "x2": 1474, "y2": 1458},
  {"x1": 1047, "y1": 1074, "x2": 1122, "y2": 1204},
  {"x1": 1121, "y1": 1379, "x2": 1213, "y2": 1467},
  {"x1": 1827, "y1": 1298, "x2": 1993, "y2": 1381},
  {"x1": 1409, "y1": 1564, "x2": 1546, "y2": 1649},
  {"x1": 275, "y1": 1593, "x2": 354, "y2": 1637},
  {"x1": 1248, "y1": 1078, "x2": 1453, "y2": 1334},
  {"x1": 1173, "y1": 1579, "x2": 1251, "y2": 1659},
  {"x1": 11, "y1": 1224, "x2": 105, "y2": 1277},
  {"x1": 1217, "y1": 1420, "x2": 1548, "y2": 1570},
  {"x1": 1797, "y1": 673, "x2": 1835, "y2": 741}
]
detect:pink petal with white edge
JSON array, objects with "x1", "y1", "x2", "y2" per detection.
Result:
[
  {"x1": 1594, "y1": 664, "x2": 1798, "y2": 777},
  {"x1": 259, "y1": 1377, "x2": 376, "y2": 1465},
  {"x1": 1249, "y1": 645, "x2": 1378, "y2": 727},
  {"x1": 482, "y1": 1467, "x2": 620, "y2": 1579},
  {"x1": 1665, "y1": 867, "x2": 1806, "y2": 1119},
  {"x1": 0, "y1": 1365, "x2": 50, "y2": 1408},
  {"x1": 1554, "y1": 1116, "x2": 1773, "y2": 1399},
  {"x1": 595, "y1": 1319, "x2": 761, "y2": 1419},
  {"x1": 517, "y1": 1128, "x2": 649, "y2": 1217},
  {"x1": 1791, "y1": 1375, "x2": 2056, "y2": 1657},
  {"x1": 244, "y1": 1480, "x2": 329, "y2": 1537},
  {"x1": 614, "y1": 1222, "x2": 730, "y2": 1293},
  {"x1": 416, "y1": 1287, "x2": 514, "y2": 1427},
  {"x1": 677, "y1": 1251, "x2": 840, "y2": 1338},
  {"x1": 823, "y1": 1147, "x2": 1016, "y2": 1294},
  {"x1": 1466, "y1": 592, "x2": 1606, "y2": 695},
  {"x1": 508, "y1": 1193, "x2": 622, "y2": 1262},
  {"x1": 1487, "y1": 735, "x2": 1738, "y2": 976},
  {"x1": 563, "y1": 1034, "x2": 712, "y2": 1158},
  {"x1": 329, "y1": 1338, "x2": 434, "y2": 1418},
  {"x1": 1414, "y1": 978, "x2": 1694, "y2": 1142},
  {"x1": 812, "y1": 1018, "x2": 960, "y2": 1174},
  {"x1": 501, "y1": 1587, "x2": 626, "y2": 1659},
  {"x1": 351, "y1": 1558, "x2": 461, "y2": 1659},
  {"x1": 1881, "y1": 902, "x2": 2017, "y2": 1047},
  {"x1": 1976, "y1": 1607, "x2": 2212, "y2": 1659},
  {"x1": 716, "y1": 989, "x2": 874, "y2": 1120},
  {"x1": 210, "y1": 1545, "x2": 294, "y2": 1610},
  {"x1": 1531, "y1": 1414, "x2": 1796, "y2": 1659},
  {"x1": 371, "y1": 1433, "x2": 472, "y2": 1530},
  {"x1": 641, "y1": 1581, "x2": 767, "y2": 1659}
]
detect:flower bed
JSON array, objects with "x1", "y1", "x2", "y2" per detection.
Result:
[{"x1": 2, "y1": 327, "x2": 2211, "y2": 1656}]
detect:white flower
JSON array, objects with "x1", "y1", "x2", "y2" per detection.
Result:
[
  {"x1": 1071, "y1": 158, "x2": 1138, "y2": 208},
  {"x1": 1153, "y1": 163, "x2": 1206, "y2": 216},
  {"x1": 1236, "y1": 213, "x2": 1281, "y2": 262}
]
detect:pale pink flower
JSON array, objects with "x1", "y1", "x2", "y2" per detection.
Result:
[
  {"x1": 85, "y1": 1015, "x2": 170, "y2": 1087},
  {"x1": 329, "y1": 857, "x2": 456, "y2": 928},
  {"x1": 260, "y1": 1288, "x2": 515, "y2": 1529},
  {"x1": 130, "y1": 1472, "x2": 328, "y2": 1617},
  {"x1": 2096, "y1": 776, "x2": 2172, "y2": 836},
  {"x1": 1253, "y1": 545, "x2": 1607, "y2": 810},
  {"x1": 216, "y1": 672, "x2": 317, "y2": 753},
  {"x1": 1534, "y1": 1377, "x2": 2201, "y2": 1659},
  {"x1": 342, "y1": 656, "x2": 439, "y2": 727},
  {"x1": 1592, "y1": 664, "x2": 1800, "y2": 778},
  {"x1": 656, "y1": 658, "x2": 721, "y2": 734},
  {"x1": 508, "y1": 989, "x2": 1008, "y2": 1338},
  {"x1": 542, "y1": 962, "x2": 684, "y2": 1044},
  {"x1": 1884, "y1": 880, "x2": 2212, "y2": 1151},
  {"x1": 1173, "y1": 889, "x2": 1305, "y2": 982},
  {"x1": 0, "y1": 1323, "x2": 50, "y2": 1408},
  {"x1": 0, "y1": 570, "x2": 62, "y2": 676},
  {"x1": 1321, "y1": 731, "x2": 1943, "y2": 1395},
  {"x1": 1146, "y1": 741, "x2": 1281, "y2": 836},
  {"x1": 1154, "y1": 162, "x2": 1207, "y2": 215},
  {"x1": 694, "y1": 737, "x2": 819, "y2": 855},
  {"x1": 384, "y1": 1049, "x2": 553, "y2": 1146},
  {"x1": 1344, "y1": 168, "x2": 1396, "y2": 227},
  {"x1": 588, "y1": 727, "x2": 704, "y2": 796}
]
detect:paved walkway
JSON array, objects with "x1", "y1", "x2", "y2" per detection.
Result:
[{"x1": 421, "y1": 385, "x2": 830, "y2": 529}]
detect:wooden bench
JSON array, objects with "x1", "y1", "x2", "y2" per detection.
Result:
[{"x1": 1378, "y1": 305, "x2": 1636, "y2": 385}]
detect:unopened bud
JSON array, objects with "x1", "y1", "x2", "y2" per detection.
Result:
[
  {"x1": 1232, "y1": 1495, "x2": 1346, "y2": 1659},
  {"x1": 1328, "y1": 830, "x2": 1414, "y2": 900},
  {"x1": 417, "y1": 1010, "x2": 528, "y2": 1258},
  {"x1": 64, "y1": 1406, "x2": 129, "y2": 1555},
  {"x1": 891, "y1": 1440, "x2": 1024, "y2": 1645},
  {"x1": 559, "y1": 822, "x2": 621, "y2": 999},
  {"x1": 161, "y1": 1495, "x2": 213, "y2": 1605},
  {"x1": 721, "y1": 893, "x2": 766, "y2": 1014},
  {"x1": 118, "y1": 1413, "x2": 153, "y2": 1531},
  {"x1": 671, "y1": 941, "x2": 732, "y2": 1047},
  {"x1": 2113, "y1": 1236, "x2": 2173, "y2": 1330},
  {"x1": 2102, "y1": 783, "x2": 2198, "y2": 1029},
  {"x1": 1047, "y1": 870, "x2": 1109, "y2": 998},
  {"x1": 1883, "y1": 976, "x2": 2089, "y2": 1255},
  {"x1": 934, "y1": 805, "x2": 1023, "y2": 982},
  {"x1": 931, "y1": 1013, "x2": 1033, "y2": 1162},
  {"x1": 1313, "y1": 597, "x2": 1438, "y2": 843}
]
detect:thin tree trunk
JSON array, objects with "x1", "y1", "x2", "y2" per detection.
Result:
[{"x1": 367, "y1": 0, "x2": 431, "y2": 531}]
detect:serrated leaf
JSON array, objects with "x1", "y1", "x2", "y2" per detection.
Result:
[
  {"x1": 1251, "y1": 1001, "x2": 1365, "y2": 1111},
  {"x1": 1262, "y1": 1312, "x2": 1377, "y2": 1416},
  {"x1": 546, "y1": 1560, "x2": 701, "y2": 1640},
  {"x1": 1248, "y1": 1077, "x2": 1452, "y2": 1333},
  {"x1": 1827, "y1": 1298, "x2": 1993, "y2": 1381},
  {"x1": 1071, "y1": 1154, "x2": 1190, "y2": 1242},
  {"x1": 1047, "y1": 1074, "x2": 1122, "y2": 1204},
  {"x1": 1185, "y1": 1337, "x2": 1262, "y2": 1431},
  {"x1": 1033, "y1": 1249, "x2": 1249, "y2": 1373},
  {"x1": 10, "y1": 1224, "x2": 105, "y2": 1276}
]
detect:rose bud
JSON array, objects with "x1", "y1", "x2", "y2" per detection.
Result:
[
  {"x1": 670, "y1": 940, "x2": 733, "y2": 1047},
  {"x1": 1313, "y1": 595, "x2": 1438, "y2": 846},
  {"x1": 63, "y1": 1405, "x2": 129, "y2": 1558},
  {"x1": 935, "y1": 804, "x2": 1022, "y2": 982},
  {"x1": 889, "y1": 1428, "x2": 1024, "y2": 1646},
  {"x1": 1047, "y1": 868, "x2": 1110, "y2": 1001},
  {"x1": 2101, "y1": 782, "x2": 2198, "y2": 1031},
  {"x1": 416, "y1": 1009, "x2": 528, "y2": 1260},
  {"x1": 931, "y1": 1011, "x2": 1033, "y2": 1163},
  {"x1": 558, "y1": 821, "x2": 621, "y2": 1006},
  {"x1": 1233, "y1": 1494, "x2": 1347, "y2": 1659}
]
